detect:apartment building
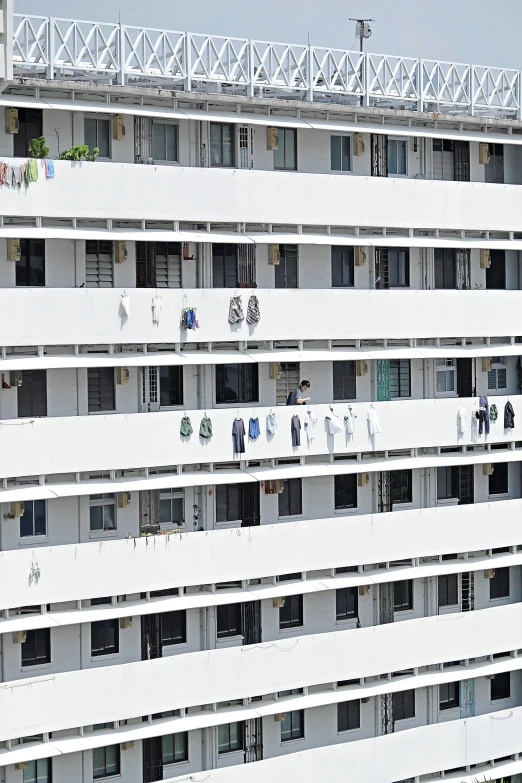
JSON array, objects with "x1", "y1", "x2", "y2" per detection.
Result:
[{"x1": 1, "y1": 6, "x2": 522, "y2": 783}]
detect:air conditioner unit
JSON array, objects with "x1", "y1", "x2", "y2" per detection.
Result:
[
  {"x1": 273, "y1": 713, "x2": 286, "y2": 722},
  {"x1": 15, "y1": 762, "x2": 28, "y2": 771},
  {"x1": 356, "y1": 360, "x2": 368, "y2": 377},
  {"x1": 480, "y1": 248, "x2": 491, "y2": 268},
  {"x1": 359, "y1": 585, "x2": 370, "y2": 596},
  {"x1": 358, "y1": 473, "x2": 369, "y2": 487},
  {"x1": 268, "y1": 243, "x2": 280, "y2": 265},
  {"x1": 113, "y1": 114, "x2": 126, "y2": 140},
  {"x1": 482, "y1": 357, "x2": 492, "y2": 372},
  {"x1": 484, "y1": 568, "x2": 495, "y2": 579},
  {"x1": 479, "y1": 142, "x2": 490, "y2": 165},
  {"x1": 7, "y1": 237, "x2": 21, "y2": 261},
  {"x1": 269, "y1": 362, "x2": 282, "y2": 380},
  {"x1": 267, "y1": 127, "x2": 279, "y2": 150},
  {"x1": 5, "y1": 107, "x2": 19, "y2": 134},
  {"x1": 353, "y1": 132, "x2": 365, "y2": 155},
  {"x1": 117, "y1": 491, "x2": 131, "y2": 508},
  {"x1": 120, "y1": 617, "x2": 132, "y2": 629},
  {"x1": 10, "y1": 370, "x2": 22, "y2": 387},
  {"x1": 483, "y1": 463, "x2": 494, "y2": 476},
  {"x1": 114, "y1": 240, "x2": 128, "y2": 263},
  {"x1": 355, "y1": 246, "x2": 366, "y2": 267},
  {"x1": 273, "y1": 597, "x2": 286, "y2": 608},
  {"x1": 13, "y1": 630, "x2": 27, "y2": 644},
  {"x1": 116, "y1": 367, "x2": 130, "y2": 385},
  {"x1": 5, "y1": 501, "x2": 24, "y2": 519},
  {"x1": 121, "y1": 740, "x2": 134, "y2": 750}
]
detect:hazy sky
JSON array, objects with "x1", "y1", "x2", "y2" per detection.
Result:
[{"x1": 14, "y1": 0, "x2": 522, "y2": 70}]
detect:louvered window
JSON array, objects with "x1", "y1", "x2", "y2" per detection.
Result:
[
  {"x1": 155, "y1": 242, "x2": 181, "y2": 288},
  {"x1": 488, "y1": 357, "x2": 507, "y2": 391},
  {"x1": 276, "y1": 362, "x2": 299, "y2": 405},
  {"x1": 86, "y1": 240, "x2": 113, "y2": 288},
  {"x1": 88, "y1": 368, "x2": 115, "y2": 412}
]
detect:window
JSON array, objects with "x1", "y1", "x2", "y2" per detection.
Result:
[
  {"x1": 159, "y1": 366, "x2": 184, "y2": 406},
  {"x1": 22, "y1": 628, "x2": 50, "y2": 667},
  {"x1": 491, "y1": 671, "x2": 511, "y2": 701},
  {"x1": 161, "y1": 611, "x2": 187, "y2": 646},
  {"x1": 279, "y1": 594, "x2": 303, "y2": 629},
  {"x1": 20, "y1": 500, "x2": 47, "y2": 538},
  {"x1": 16, "y1": 239, "x2": 45, "y2": 286},
  {"x1": 438, "y1": 574, "x2": 459, "y2": 607},
  {"x1": 389, "y1": 360, "x2": 411, "y2": 398},
  {"x1": 434, "y1": 249, "x2": 456, "y2": 289},
  {"x1": 387, "y1": 138, "x2": 407, "y2": 175},
  {"x1": 281, "y1": 710, "x2": 304, "y2": 741},
  {"x1": 210, "y1": 123, "x2": 235, "y2": 167},
  {"x1": 91, "y1": 619, "x2": 119, "y2": 656},
  {"x1": 162, "y1": 732, "x2": 188, "y2": 764},
  {"x1": 216, "y1": 363, "x2": 259, "y2": 404},
  {"x1": 489, "y1": 463, "x2": 508, "y2": 496},
  {"x1": 85, "y1": 116, "x2": 111, "y2": 158},
  {"x1": 490, "y1": 567, "x2": 510, "y2": 600},
  {"x1": 136, "y1": 241, "x2": 182, "y2": 288},
  {"x1": 153, "y1": 122, "x2": 179, "y2": 162},
  {"x1": 390, "y1": 470, "x2": 412, "y2": 504},
  {"x1": 437, "y1": 466, "x2": 458, "y2": 500},
  {"x1": 275, "y1": 244, "x2": 298, "y2": 288},
  {"x1": 212, "y1": 244, "x2": 237, "y2": 288},
  {"x1": 394, "y1": 580, "x2": 413, "y2": 612},
  {"x1": 23, "y1": 759, "x2": 52, "y2": 783},
  {"x1": 160, "y1": 489, "x2": 184, "y2": 526},
  {"x1": 93, "y1": 745, "x2": 120, "y2": 779},
  {"x1": 439, "y1": 681, "x2": 460, "y2": 711},
  {"x1": 217, "y1": 603, "x2": 243, "y2": 638},
  {"x1": 336, "y1": 587, "x2": 358, "y2": 620},
  {"x1": 436, "y1": 358, "x2": 457, "y2": 394},
  {"x1": 274, "y1": 128, "x2": 297, "y2": 170},
  {"x1": 334, "y1": 474, "x2": 357, "y2": 510},
  {"x1": 215, "y1": 483, "x2": 260, "y2": 527},
  {"x1": 89, "y1": 494, "x2": 116, "y2": 532},
  {"x1": 488, "y1": 357, "x2": 507, "y2": 391},
  {"x1": 17, "y1": 369, "x2": 47, "y2": 418},
  {"x1": 85, "y1": 240, "x2": 114, "y2": 288},
  {"x1": 331, "y1": 135, "x2": 351, "y2": 172},
  {"x1": 14, "y1": 107, "x2": 43, "y2": 158},
  {"x1": 218, "y1": 722, "x2": 244, "y2": 754},
  {"x1": 331, "y1": 246, "x2": 354, "y2": 287},
  {"x1": 393, "y1": 689, "x2": 415, "y2": 721},
  {"x1": 485, "y1": 143, "x2": 504, "y2": 184},
  {"x1": 388, "y1": 249, "x2": 410, "y2": 287},
  {"x1": 433, "y1": 138, "x2": 455, "y2": 180},
  {"x1": 337, "y1": 700, "x2": 360, "y2": 731},
  {"x1": 278, "y1": 478, "x2": 302, "y2": 517},
  {"x1": 333, "y1": 361, "x2": 356, "y2": 400},
  {"x1": 88, "y1": 368, "x2": 116, "y2": 412}
]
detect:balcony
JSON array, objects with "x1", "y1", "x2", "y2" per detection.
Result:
[
  {"x1": 0, "y1": 288, "x2": 521, "y2": 346},
  {"x1": 3, "y1": 160, "x2": 522, "y2": 231}
]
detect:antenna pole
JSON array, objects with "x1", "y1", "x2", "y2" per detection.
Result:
[{"x1": 349, "y1": 18, "x2": 374, "y2": 106}]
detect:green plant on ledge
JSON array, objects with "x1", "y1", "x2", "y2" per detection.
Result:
[
  {"x1": 28, "y1": 136, "x2": 50, "y2": 159},
  {"x1": 58, "y1": 145, "x2": 99, "y2": 161}
]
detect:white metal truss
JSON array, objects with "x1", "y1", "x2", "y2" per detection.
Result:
[{"x1": 10, "y1": 14, "x2": 522, "y2": 118}]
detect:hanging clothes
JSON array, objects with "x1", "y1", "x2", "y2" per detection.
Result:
[
  {"x1": 232, "y1": 418, "x2": 246, "y2": 453},
  {"x1": 181, "y1": 308, "x2": 199, "y2": 330},
  {"x1": 504, "y1": 400, "x2": 515, "y2": 429},
  {"x1": 27, "y1": 159, "x2": 38, "y2": 182},
  {"x1": 266, "y1": 411, "x2": 277, "y2": 435},
  {"x1": 246, "y1": 294, "x2": 260, "y2": 324},
  {"x1": 180, "y1": 415, "x2": 193, "y2": 437},
  {"x1": 291, "y1": 414, "x2": 301, "y2": 447},
  {"x1": 367, "y1": 405, "x2": 382, "y2": 436},
  {"x1": 44, "y1": 159, "x2": 55, "y2": 179},
  {"x1": 120, "y1": 292, "x2": 131, "y2": 316},
  {"x1": 151, "y1": 294, "x2": 161, "y2": 324},
  {"x1": 199, "y1": 415, "x2": 213, "y2": 439},
  {"x1": 249, "y1": 417, "x2": 260, "y2": 439},
  {"x1": 326, "y1": 412, "x2": 343, "y2": 435},
  {"x1": 475, "y1": 395, "x2": 490, "y2": 435},
  {"x1": 228, "y1": 295, "x2": 244, "y2": 324},
  {"x1": 489, "y1": 404, "x2": 498, "y2": 423},
  {"x1": 457, "y1": 406, "x2": 467, "y2": 435},
  {"x1": 344, "y1": 407, "x2": 356, "y2": 435},
  {"x1": 304, "y1": 410, "x2": 317, "y2": 443}
]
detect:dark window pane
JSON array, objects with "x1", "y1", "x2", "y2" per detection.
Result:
[
  {"x1": 390, "y1": 470, "x2": 412, "y2": 504},
  {"x1": 161, "y1": 732, "x2": 188, "y2": 764},
  {"x1": 216, "y1": 364, "x2": 259, "y2": 404},
  {"x1": 434, "y1": 249, "x2": 456, "y2": 289},
  {"x1": 490, "y1": 567, "x2": 510, "y2": 600},
  {"x1": 212, "y1": 243, "x2": 238, "y2": 288},
  {"x1": 439, "y1": 681, "x2": 460, "y2": 710},
  {"x1": 91, "y1": 619, "x2": 119, "y2": 656},
  {"x1": 394, "y1": 580, "x2": 413, "y2": 612},
  {"x1": 491, "y1": 671, "x2": 510, "y2": 701},
  {"x1": 332, "y1": 246, "x2": 354, "y2": 287},
  {"x1": 279, "y1": 594, "x2": 303, "y2": 629},
  {"x1": 218, "y1": 722, "x2": 244, "y2": 753},
  {"x1": 275, "y1": 244, "x2": 298, "y2": 288},
  {"x1": 389, "y1": 360, "x2": 411, "y2": 398},
  {"x1": 22, "y1": 628, "x2": 50, "y2": 667},
  {"x1": 278, "y1": 478, "x2": 302, "y2": 517},
  {"x1": 281, "y1": 709, "x2": 304, "y2": 741},
  {"x1": 489, "y1": 463, "x2": 508, "y2": 495},
  {"x1": 161, "y1": 611, "x2": 186, "y2": 645},
  {"x1": 438, "y1": 574, "x2": 459, "y2": 607},
  {"x1": 18, "y1": 370, "x2": 47, "y2": 418},
  {"x1": 16, "y1": 239, "x2": 46, "y2": 287},
  {"x1": 274, "y1": 128, "x2": 297, "y2": 170},
  {"x1": 334, "y1": 474, "x2": 357, "y2": 510},
  {"x1": 337, "y1": 700, "x2": 360, "y2": 731},
  {"x1": 93, "y1": 745, "x2": 120, "y2": 779},
  {"x1": 393, "y1": 689, "x2": 415, "y2": 721},
  {"x1": 336, "y1": 587, "x2": 358, "y2": 620},
  {"x1": 88, "y1": 368, "x2": 115, "y2": 412},
  {"x1": 217, "y1": 603, "x2": 243, "y2": 638},
  {"x1": 159, "y1": 366, "x2": 183, "y2": 406},
  {"x1": 333, "y1": 361, "x2": 356, "y2": 400}
]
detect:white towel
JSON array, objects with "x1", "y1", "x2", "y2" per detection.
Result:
[
  {"x1": 367, "y1": 406, "x2": 382, "y2": 436},
  {"x1": 304, "y1": 410, "x2": 317, "y2": 442}
]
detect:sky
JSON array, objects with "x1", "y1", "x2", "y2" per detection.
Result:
[{"x1": 14, "y1": 0, "x2": 522, "y2": 70}]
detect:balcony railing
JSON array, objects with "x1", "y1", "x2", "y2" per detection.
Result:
[{"x1": 11, "y1": 15, "x2": 522, "y2": 118}]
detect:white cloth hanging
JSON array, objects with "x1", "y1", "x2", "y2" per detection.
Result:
[
  {"x1": 367, "y1": 405, "x2": 382, "y2": 436},
  {"x1": 151, "y1": 294, "x2": 161, "y2": 324},
  {"x1": 304, "y1": 410, "x2": 317, "y2": 442},
  {"x1": 120, "y1": 292, "x2": 130, "y2": 316},
  {"x1": 457, "y1": 406, "x2": 467, "y2": 435},
  {"x1": 326, "y1": 413, "x2": 343, "y2": 435},
  {"x1": 344, "y1": 408, "x2": 356, "y2": 434},
  {"x1": 266, "y1": 411, "x2": 277, "y2": 435}
]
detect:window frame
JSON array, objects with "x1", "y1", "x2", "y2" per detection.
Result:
[
  {"x1": 331, "y1": 246, "x2": 354, "y2": 288},
  {"x1": 394, "y1": 579, "x2": 413, "y2": 613},
  {"x1": 162, "y1": 732, "x2": 189, "y2": 765},
  {"x1": 216, "y1": 603, "x2": 243, "y2": 639},
  {"x1": 89, "y1": 494, "x2": 117, "y2": 533},
  {"x1": 274, "y1": 244, "x2": 299, "y2": 289},
  {"x1": 159, "y1": 365, "x2": 184, "y2": 408},
  {"x1": 152, "y1": 120, "x2": 180, "y2": 164},
  {"x1": 16, "y1": 238, "x2": 46, "y2": 287},
  {"x1": 278, "y1": 478, "x2": 303, "y2": 518},
  {"x1": 87, "y1": 367, "x2": 116, "y2": 414},
  {"x1": 390, "y1": 469, "x2": 413, "y2": 505},
  {"x1": 487, "y1": 357, "x2": 507, "y2": 392},
  {"x1": 91, "y1": 618, "x2": 119, "y2": 657},
  {"x1": 336, "y1": 586, "x2": 359, "y2": 621},
  {"x1": 489, "y1": 462, "x2": 509, "y2": 497},
  {"x1": 215, "y1": 363, "x2": 259, "y2": 405},
  {"x1": 20, "y1": 499, "x2": 47, "y2": 539},
  {"x1": 389, "y1": 359, "x2": 411, "y2": 399},
  {"x1": 388, "y1": 248, "x2": 410, "y2": 288},
  {"x1": 489, "y1": 566, "x2": 510, "y2": 600},
  {"x1": 159, "y1": 488, "x2": 185, "y2": 528},
  {"x1": 334, "y1": 473, "x2": 358, "y2": 511},
  {"x1": 491, "y1": 671, "x2": 511, "y2": 701},
  {"x1": 279, "y1": 594, "x2": 303, "y2": 630},
  {"x1": 330, "y1": 134, "x2": 352, "y2": 173},
  {"x1": 387, "y1": 137, "x2": 408, "y2": 176},
  {"x1": 161, "y1": 610, "x2": 187, "y2": 647},
  {"x1": 435, "y1": 358, "x2": 457, "y2": 397},
  {"x1": 438, "y1": 573, "x2": 459, "y2": 607},
  {"x1": 23, "y1": 758, "x2": 52, "y2": 783},
  {"x1": 274, "y1": 127, "x2": 297, "y2": 171},
  {"x1": 337, "y1": 699, "x2": 360, "y2": 732},
  {"x1": 85, "y1": 239, "x2": 114, "y2": 288},
  {"x1": 333, "y1": 360, "x2": 356, "y2": 401},
  {"x1": 92, "y1": 744, "x2": 120, "y2": 779},
  {"x1": 84, "y1": 114, "x2": 111, "y2": 160},
  {"x1": 439, "y1": 681, "x2": 460, "y2": 711},
  {"x1": 209, "y1": 123, "x2": 235, "y2": 168},
  {"x1": 21, "y1": 628, "x2": 51, "y2": 668},
  {"x1": 218, "y1": 721, "x2": 244, "y2": 754},
  {"x1": 393, "y1": 689, "x2": 415, "y2": 722},
  {"x1": 281, "y1": 709, "x2": 304, "y2": 742}
]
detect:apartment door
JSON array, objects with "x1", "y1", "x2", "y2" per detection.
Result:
[
  {"x1": 454, "y1": 140, "x2": 470, "y2": 181},
  {"x1": 240, "y1": 483, "x2": 260, "y2": 527},
  {"x1": 136, "y1": 242, "x2": 181, "y2": 287},
  {"x1": 238, "y1": 125, "x2": 254, "y2": 169},
  {"x1": 486, "y1": 249, "x2": 506, "y2": 289},
  {"x1": 141, "y1": 367, "x2": 160, "y2": 412},
  {"x1": 141, "y1": 613, "x2": 162, "y2": 660},
  {"x1": 143, "y1": 737, "x2": 163, "y2": 783},
  {"x1": 458, "y1": 465, "x2": 474, "y2": 505},
  {"x1": 456, "y1": 358, "x2": 473, "y2": 398},
  {"x1": 378, "y1": 472, "x2": 391, "y2": 513},
  {"x1": 242, "y1": 599, "x2": 262, "y2": 644},
  {"x1": 371, "y1": 134, "x2": 388, "y2": 177},
  {"x1": 276, "y1": 362, "x2": 300, "y2": 405},
  {"x1": 140, "y1": 490, "x2": 160, "y2": 534},
  {"x1": 14, "y1": 108, "x2": 43, "y2": 157},
  {"x1": 17, "y1": 370, "x2": 47, "y2": 417},
  {"x1": 375, "y1": 247, "x2": 389, "y2": 289},
  {"x1": 244, "y1": 718, "x2": 263, "y2": 763}
]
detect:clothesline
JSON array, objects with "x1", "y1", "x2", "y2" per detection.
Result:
[{"x1": 0, "y1": 158, "x2": 55, "y2": 187}]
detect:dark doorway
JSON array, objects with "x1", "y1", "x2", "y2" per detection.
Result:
[
  {"x1": 143, "y1": 737, "x2": 163, "y2": 783},
  {"x1": 14, "y1": 108, "x2": 43, "y2": 158},
  {"x1": 486, "y1": 249, "x2": 506, "y2": 290},
  {"x1": 141, "y1": 613, "x2": 161, "y2": 660},
  {"x1": 457, "y1": 358, "x2": 473, "y2": 398}
]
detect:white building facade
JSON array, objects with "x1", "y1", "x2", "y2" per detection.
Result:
[{"x1": 0, "y1": 6, "x2": 522, "y2": 783}]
